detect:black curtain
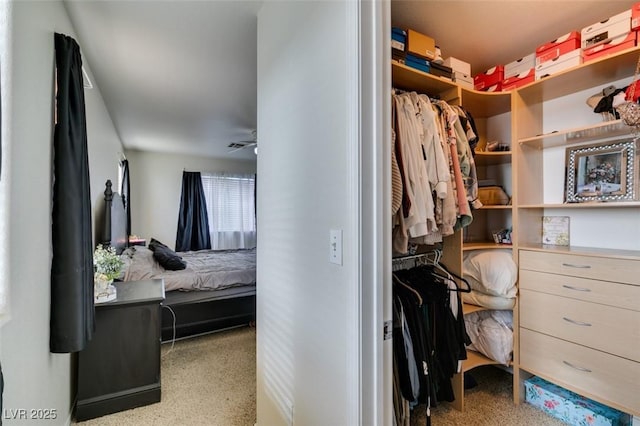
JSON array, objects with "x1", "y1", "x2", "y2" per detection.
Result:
[
  {"x1": 120, "y1": 159, "x2": 131, "y2": 240},
  {"x1": 50, "y1": 33, "x2": 94, "y2": 353},
  {"x1": 175, "y1": 171, "x2": 211, "y2": 252}
]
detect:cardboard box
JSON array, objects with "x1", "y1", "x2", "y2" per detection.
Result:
[
  {"x1": 429, "y1": 62, "x2": 453, "y2": 79},
  {"x1": 525, "y1": 376, "x2": 631, "y2": 426},
  {"x1": 407, "y1": 29, "x2": 436, "y2": 60},
  {"x1": 444, "y1": 56, "x2": 471, "y2": 75},
  {"x1": 535, "y1": 49, "x2": 583, "y2": 80},
  {"x1": 453, "y1": 71, "x2": 473, "y2": 89},
  {"x1": 582, "y1": 9, "x2": 632, "y2": 49},
  {"x1": 633, "y1": 2, "x2": 640, "y2": 30},
  {"x1": 583, "y1": 30, "x2": 637, "y2": 62},
  {"x1": 392, "y1": 27, "x2": 406, "y2": 53},
  {"x1": 536, "y1": 31, "x2": 581, "y2": 65},
  {"x1": 502, "y1": 68, "x2": 535, "y2": 90},
  {"x1": 474, "y1": 65, "x2": 504, "y2": 91},
  {"x1": 505, "y1": 53, "x2": 535, "y2": 78},
  {"x1": 484, "y1": 83, "x2": 503, "y2": 92},
  {"x1": 405, "y1": 53, "x2": 430, "y2": 73}
]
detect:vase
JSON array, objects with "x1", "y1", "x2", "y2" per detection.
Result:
[{"x1": 94, "y1": 273, "x2": 112, "y2": 294}]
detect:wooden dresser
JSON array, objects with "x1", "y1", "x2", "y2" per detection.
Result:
[
  {"x1": 76, "y1": 279, "x2": 165, "y2": 421},
  {"x1": 518, "y1": 248, "x2": 640, "y2": 417}
]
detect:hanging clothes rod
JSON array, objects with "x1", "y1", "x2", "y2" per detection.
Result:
[{"x1": 392, "y1": 251, "x2": 439, "y2": 271}]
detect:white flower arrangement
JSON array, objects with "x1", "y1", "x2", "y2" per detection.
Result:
[{"x1": 93, "y1": 244, "x2": 124, "y2": 282}]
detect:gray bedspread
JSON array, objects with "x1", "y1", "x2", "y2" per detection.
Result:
[{"x1": 121, "y1": 246, "x2": 256, "y2": 292}]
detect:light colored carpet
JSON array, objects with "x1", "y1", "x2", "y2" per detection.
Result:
[
  {"x1": 413, "y1": 366, "x2": 566, "y2": 426},
  {"x1": 75, "y1": 326, "x2": 256, "y2": 426},
  {"x1": 75, "y1": 327, "x2": 565, "y2": 426}
]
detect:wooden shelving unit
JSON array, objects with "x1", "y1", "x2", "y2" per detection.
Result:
[
  {"x1": 474, "y1": 151, "x2": 512, "y2": 166},
  {"x1": 463, "y1": 242, "x2": 512, "y2": 251},
  {"x1": 518, "y1": 120, "x2": 633, "y2": 149}
]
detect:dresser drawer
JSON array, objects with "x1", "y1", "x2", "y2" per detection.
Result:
[
  {"x1": 519, "y1": 250, "x2": 640, "y2": 285},
  {"x1": 520, "y1": 290, "x2": 640, "y2": 361},
  {"x1": 520, "y1": 328, "x2": 640, "y2": 416},
  {"x1": 520, "y1": 269, "x2": 640, "y2": 311}
]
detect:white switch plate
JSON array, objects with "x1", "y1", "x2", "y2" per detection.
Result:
[{"x1": 329, "y1": 229, "x2": 342, "y2": 265}]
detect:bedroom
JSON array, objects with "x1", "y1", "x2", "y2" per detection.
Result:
[{"x1": 2, "y1": 1, "x2": 640, "y2": 426}]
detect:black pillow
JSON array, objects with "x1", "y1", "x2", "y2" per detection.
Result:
[{"x1": 148, "y1": 238, "x2": 186, "y2": 271}]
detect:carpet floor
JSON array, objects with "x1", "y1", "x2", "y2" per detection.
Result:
[
  {"x1": 75, "y1": 326, "x2": 257, "y2": 426},
  {"x1": 75, "y1": 327, "x2": 564, "y2": 426}
]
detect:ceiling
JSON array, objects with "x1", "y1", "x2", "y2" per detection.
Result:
[{"x1": 64, "y1": 1, "x2": 638, "y2": 161}]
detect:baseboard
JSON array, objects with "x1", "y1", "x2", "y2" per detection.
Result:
[{"x1": 75, "y1": 384, "x2": 160, "y2": 421}]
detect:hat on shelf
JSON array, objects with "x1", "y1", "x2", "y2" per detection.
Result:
[{"x1": 586, "y1": 84, "x2": 618, "y2": 109}]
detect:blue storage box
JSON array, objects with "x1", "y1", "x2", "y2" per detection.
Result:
[
  {"x1": 405, "y1": 54, "x2": 430, "y2": 73},
  {"x1": 524, "y1": 376, "x2": 631, "y2": 426},
  {"x1": 391, "y1": 27, "x2": 406, "y2": 52}
]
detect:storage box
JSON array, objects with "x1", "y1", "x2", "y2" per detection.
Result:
[
  {"x1": 582, "y1": 9, "x2": 632, "y2": 49},
  {"x1": 407, "y1": 29, "x2": 436, "y2": 60},
  {"x1": 505, "y1": 53, "x2": 535, "y2": 78},
  {"x1": 502, "y1": 68, "x2": 535, "y2": 90},
  {"x1": 429, "y1": 62, "x2": 453, "y2": 80},
  {"x1": 583, "y1": 30, "x2": 637, "y2": 62},
  {"x1": 535, "y1": 49, "x2": 583, "y2": 80},
  {"x1": 444, "y1": 56, "x2": 471, "y2": 75},
  {"x1": 453, "y1": 71, "x2": 473, "y2": 89},
  {"x1": 484, "y1": 83, "x2": 503, "y2": 92},
  {"x1": 633, "y1": 2, "x2": 640, "y2": 30},
  {"x1": 474, "y1": 65, "x2": 504, "y2": 91},
  {"x1": 392, "y1": 27, "x2": 407, "y2": 53},
  {"x1": 405, "y1": 53, "x2": 430, "y2": 73},
  {"x1": 536, "y1": 31, "x2": 581, "y2": 65},
  {"x1": 525, "y1": 376, "x2": 631, "y2": 426}
]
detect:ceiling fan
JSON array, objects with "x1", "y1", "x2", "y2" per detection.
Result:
[{"x1": 227, "y1": 130, "x2": 257, "y2": 154}]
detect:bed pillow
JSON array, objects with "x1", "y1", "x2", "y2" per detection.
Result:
[
  {"x1": 463, "y1": 249, "x2": 517, "y2": 297},
  {"x1": 148, "y1": 238, "x2": 187, "y2": 271}
]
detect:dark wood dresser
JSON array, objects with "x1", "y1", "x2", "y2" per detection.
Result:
[{"x1": 76, "y1": 279, "x2": 165, "y2": 421}]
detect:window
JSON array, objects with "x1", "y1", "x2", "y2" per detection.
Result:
[{"x1": 201, "y1": 172, "x2": 256, "y2": 250}]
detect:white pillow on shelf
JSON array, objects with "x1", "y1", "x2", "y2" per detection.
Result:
[{"x1": 463, "y1": 249, "x2": 517, "y2": 297}]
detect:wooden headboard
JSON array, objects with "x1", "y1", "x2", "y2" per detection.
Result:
[{"x1": 102, "y1": 180, "x2": 128, "y2": 254}]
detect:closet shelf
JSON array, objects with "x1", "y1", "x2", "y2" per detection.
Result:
[
  {"x1": 462, "y1": 349, "x2": 505, "y2": 373},
  {"x1": 391, "y1": 61, "x2": 511, "y2": 118},
  {"x1": 518, "y1": 120, "x2": 633, "y2": 149},
  {"x1": 517, "y1": 46, "x2": 640, "y2": 104},
  {"x1": 518, "y1": 201, "x2": 640, "y2": 209},
  {"x1": 474, "y1": 151, "x2": 511, "y2": 166},
  {"x1": 517, "y1": 243, "x2": 640, "y2": 260},
  {"x1": 476, "y1": 205, "x2": 512, "y2": 210},
  {"x1": 463, "y1": 242, "x2": 512, "y2": 251}
]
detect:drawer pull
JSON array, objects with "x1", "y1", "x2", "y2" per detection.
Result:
[
  {"x1": 563, "y1": 317, "x2": 592, "y2": 327},
  {"x1": 562, "y1": 285, "x2": 591, "y2": 292},
  {"x1": 563, "y1": 360, "x2": 592, "y2": 373},
  {"x1": 561, "y1": 263, "x2": 591, "y2": 269}
]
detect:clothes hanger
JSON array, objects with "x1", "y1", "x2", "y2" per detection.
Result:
[{"x1": 393, "y1": 274, "x2": 424, "y2": 306}]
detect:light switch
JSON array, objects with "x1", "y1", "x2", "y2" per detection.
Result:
[{"x1": 329, "y1": 229, "x2": 342, "y2": 265}]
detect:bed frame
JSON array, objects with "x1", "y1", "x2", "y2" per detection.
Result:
[{"x1": 101, "y1": 179, "x2": 256, "y2": 341}]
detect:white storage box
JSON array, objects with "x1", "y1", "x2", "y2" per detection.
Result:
[
  {"x1": 444, "y1": 57, "x2": 471, "y2": 75},
  {"x1": 535, "y1": 49, "x2": 583, "y2": 80},
  {"x1": 505, "y1": 53, "x2": 535, "y2": 78},
  {"x1": 582, "y1": 9, "x2": 632, "y2": 49},
  {"x1": 453, "y1": 71, "x2": 473, "y2": 89}
]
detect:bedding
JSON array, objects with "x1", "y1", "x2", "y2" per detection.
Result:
[
  {"x1": 463, "y1": 249, "x2": 517, "y2": 297},
  {"x1": 121, "y1": 245, "x2": 256, "y2": 292},
  {"x1": 464, "y1": 310, "x2": 513, "y2": 366},
  {"x1": 462, "y1": 290, "x2": 516, "y2": 310}
]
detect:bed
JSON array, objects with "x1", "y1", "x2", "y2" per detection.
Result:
[{"x1": 100, "y1": 180, "x2": 256, "y2": 342}]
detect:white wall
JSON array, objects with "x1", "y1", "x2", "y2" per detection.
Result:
[
  {"x1": 1, "y1": 1, "x2": 123, "y2": 423},
  {"x1": 256, "y1": 2, "x2": 363, "y2": 425},
  {"x1": 124, "y1": 149, "x2": 255, "y2": 249},
  {"x1": 542, "y1": 77, "x2": 640, "y2": 250}
]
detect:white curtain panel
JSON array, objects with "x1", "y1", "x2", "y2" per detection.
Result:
[{"x1": 201, "y1": 172, "x2": 256, "y2": 250}]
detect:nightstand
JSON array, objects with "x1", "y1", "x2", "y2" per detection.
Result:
[{"x1": 76, "y1": 279, "x2": 165, "y2": 421}]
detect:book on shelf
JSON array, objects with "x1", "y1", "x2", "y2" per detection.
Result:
[{"x1": 542, "y1": 216, "x2": 570, "y2": 246}]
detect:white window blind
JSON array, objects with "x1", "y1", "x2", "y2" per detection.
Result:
[{"x1": 201, "y1": 172, "x2": 256, "y2": 250}]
